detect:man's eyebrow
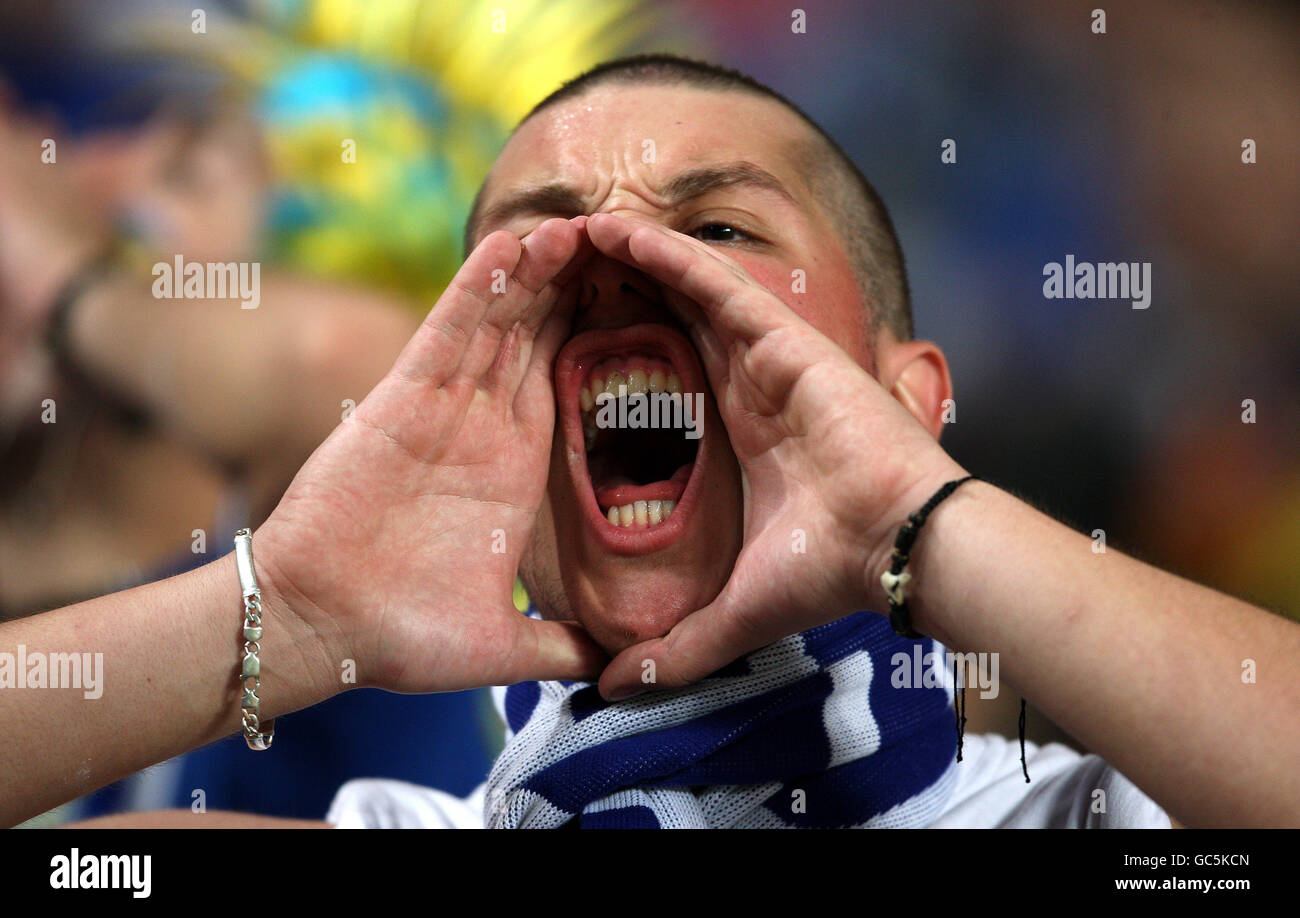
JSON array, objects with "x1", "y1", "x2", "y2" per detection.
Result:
[
  {"x1": 477, "y1": 184, "x2": 588, "y2": 231},
  {"x1": 660, "y1": 161, "x2": 800, "y2": 208},
  {"x1": 476, "y1": 161, "x2": 800, "y2": 232}
]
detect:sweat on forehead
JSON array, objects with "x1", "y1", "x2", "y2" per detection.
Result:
[
  {"x1": 462, "y1": 54, "x2": 914, "y2": 341},
  {"x1": 468, "y1": 85, "x2": 817, "y2": 236}
]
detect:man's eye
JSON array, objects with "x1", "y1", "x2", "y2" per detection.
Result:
[{"x1": 690, "y1": 223, "x2": 747, "y2": 243}]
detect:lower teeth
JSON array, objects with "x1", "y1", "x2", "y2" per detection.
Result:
[{"x1": 605, "y1": 499, "x2": 675, "y2": 528}]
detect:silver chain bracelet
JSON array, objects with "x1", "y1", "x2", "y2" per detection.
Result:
[{"x1": 234, "y1": 529, "x2": 275, "y2": 750}]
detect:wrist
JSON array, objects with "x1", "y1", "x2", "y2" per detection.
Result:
[
  {"x1": 895, "y1": 477, "x2": 996, "y2": 645},
  {"x1": 862, "y1": 462, "x2": 974, "y2": 633},
  {"x1": 242, "y1": 529, "x2": 353, "y2": 711}
]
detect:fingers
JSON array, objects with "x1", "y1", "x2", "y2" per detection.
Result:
[
  {"x1": 518, "y1": 217, "x2": 590, "y2": 382},
  {"x1": 460, "y1": 217, "x2": 590, "y2": 393},
  {"x1": 391, "y1": 217, "x2": 585, "y2": 388},
  {"x1": 596, "y1": 598, "x2": 764, "y2": 701},
  {"x1": 500, "y1": 216, "x2": 591, "y2": 399},
  {"x1": 503, "y1": 618, "x2": 608, "y2": 685},
  {"x1": 509, "y1": 218, "x2": 585, "y2": 327},
  {"x1": 391, "y1": 229, "x2": 521, "y2": 382},
  {"x1": 481, "y1": 217, "x2": 590, "y2": 393},
  {"x1": 585, "y1": 212, "x2": 799, "y2": 345},
  {"x1": 658, "y1": 285, "x2": 731, "y2": 396},
  {"x1": 512, "y1": 277, "x2": 578, "y2": 428},
  {"x1": 552, "y1": 214, "x2": 595, "y2": 288}
]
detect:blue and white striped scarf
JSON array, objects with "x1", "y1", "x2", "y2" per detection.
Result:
[{"x1": 485, "y1": 611, "x2": 959, "y2": 828}]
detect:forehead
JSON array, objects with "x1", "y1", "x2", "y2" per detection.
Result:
[{"x1": 484, "y1": 83, "x2": 817, "y2": 206}]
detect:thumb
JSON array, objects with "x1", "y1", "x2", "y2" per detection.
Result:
[
  {"x1": 499, "y1": 617, "x2": 608, "y2": 686},
  {"x1": 596, "y1": 597, "x2": 756, "y2": 701}
]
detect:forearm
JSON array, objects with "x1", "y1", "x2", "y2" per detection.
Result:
[
  {"x1": 66, "y1": 268, "x2": 417, "y2": 470},
  {"x1": 0, "y1": 553, "x2": 338, "y2": 827},
  {"x1": 64, "y1": 809, "x2": 330, "y2": 828},
  {"x1": 907, "y1": 481, "x2": 1300, "y2": 827}
]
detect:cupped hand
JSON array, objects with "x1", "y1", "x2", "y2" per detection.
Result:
[
  {"x1": 255, "y1": 217, "x2": 607, "y2": 693},
  {"x1": 582, "y1": 212, "x2": 965, "y2": 699}
]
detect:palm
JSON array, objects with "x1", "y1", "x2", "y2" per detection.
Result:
[
  {"x1": 709, "y1": 329, "x2": 933, "y2": 636},
  {"x1": 583, "y1": 214, "x2": 961, "y2": 695},
  {"x1": 257, "y1": 219, "x2": 604, "y2": 693}
]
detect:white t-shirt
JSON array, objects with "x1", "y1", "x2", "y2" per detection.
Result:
[{"x1": 325, "y1": 733, "x2": 1170, "y2": 828}]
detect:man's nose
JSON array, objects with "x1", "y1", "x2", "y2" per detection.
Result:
[{"x1": 575, "y1": 253, "x2": 673, "y2": 329}]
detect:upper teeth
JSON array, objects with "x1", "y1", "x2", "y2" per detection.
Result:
[{"x1": 581, "y1": 364, "x2": 682, "y2": 414}]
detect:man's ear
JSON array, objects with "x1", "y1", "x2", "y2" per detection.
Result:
[{"x1": 875, "y1": 338, "x2": 954, "y2": 440}]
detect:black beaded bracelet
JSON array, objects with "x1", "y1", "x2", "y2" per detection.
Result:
[{"x1": 881, "y1": 474, "x2": 980, "y2": 638}]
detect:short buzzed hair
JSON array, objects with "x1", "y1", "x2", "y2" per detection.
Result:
[{"x1": 465, "y1": 53, "x2": 914, "y2": 341}]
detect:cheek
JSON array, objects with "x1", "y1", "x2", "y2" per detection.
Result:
[{"x1": 733, "y1": 257, "x2": 873, "y2": 368}]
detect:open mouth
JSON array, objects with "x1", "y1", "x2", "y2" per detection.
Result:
[{"x1": 555, "y1": 323, "x2": 709, "y2": 553}]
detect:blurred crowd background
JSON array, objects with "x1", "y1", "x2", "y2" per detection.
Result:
[{"x1": 1, "y1": 0, "x2": 1295, "y2": 823}]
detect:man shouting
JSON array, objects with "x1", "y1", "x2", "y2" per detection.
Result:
[{"x1": 6, "y1": 56, "x2": 1297, "y2": 829}]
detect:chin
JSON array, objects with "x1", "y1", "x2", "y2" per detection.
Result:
[
  {"x1": 567, "y1": 560, "x2": 732, "y2": 655},
  {"x1": 535, "y1": 319, "x2": 744, "y2": 656}
]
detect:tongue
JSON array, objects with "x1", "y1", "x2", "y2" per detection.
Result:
[{"x1": 594, "y1": 463, "x2": 692, "y2": 510}]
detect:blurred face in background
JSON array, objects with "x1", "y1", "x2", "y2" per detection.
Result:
[
  {"x1": 0, "y1": 102, "x2": 266, "y2": 433},
  {"x1": 471, "y1": 83, "x2": 879, "y2": 653}
]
